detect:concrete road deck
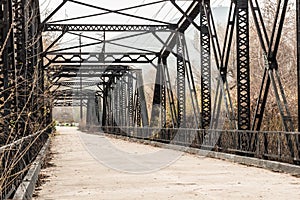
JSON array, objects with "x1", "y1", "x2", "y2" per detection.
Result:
[{"x1": 33, "y1": 127, "x2": 300, "y2": 200}]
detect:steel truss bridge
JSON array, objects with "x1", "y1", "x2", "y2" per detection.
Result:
[{"x1": 1, "y1": 0, "x2": 300, "y2": 198}]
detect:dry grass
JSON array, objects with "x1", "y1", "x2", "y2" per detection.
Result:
[{"x1": 32, "y1": 139, "x2": 57, "y2": 198}]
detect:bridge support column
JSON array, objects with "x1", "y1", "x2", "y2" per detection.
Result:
[
  {"x1": 176, "y1": 33, "x2": 186, "y2": 128},
  {"x1": 107, "y1": 84, "x2": 114, "y2": 126},
  {"x1": 114, "y1": 79, "x2": 120, "y2": 126},
  {"x1": 86, "y1": 96, "x2": 92, "y2": 127},
  {"x1": 151, "y1": 57, "x2": 166, "y2": 128},
  {"x1": 120, "y1": 76, "x2": 127, "y2": 127},
  {"x1": 200, "y1": 4, "x2": 211, "y2": 129},
  {"x1": 86, "y1": 94, "x2": 98, "y2": 127},
  {"x1": 128, "y1": 72, "x2": 134, "y2": 127},
  {"x1": 97, "y1": 96, "x2": 102, "y2": 126},
  {"x1": 95, "y1": 95, "x2": 100, "y2": 125},
  {"x1": 136, "y1": 70, "x2": 149, "y2": 127},
  {"x1": 102, "y1": 90, "x2": 107, "y2": 127},
  {"x1": 236, "y1": 0, "x2": 250, "y2": 130},
  {"x1": 102, "y1": 87, "x2": 111, "y2": 127}
]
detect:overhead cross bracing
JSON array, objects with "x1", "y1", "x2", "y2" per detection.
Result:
[
  {"x1": 1, "y1": 0, "x2": 300, "y2": 198},
  {"x1": 40, "y1": 0, "x2": 300, "y2": 157},
  {"x1": 41, "y1": 0, "x2": 203, "y2": 131},
  {"x1": 43, "y1": 24, "x2": 176, "y2": 32}
]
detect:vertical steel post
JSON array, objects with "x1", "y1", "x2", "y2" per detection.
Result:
[
  {"x1": 151, "y1": 58, "x2": 166, "y2": 127},
  {"x1": 128, "y1": 72, "x2": 134, "y2": 127},
  {"x1": 236, "y1": 0, "x2": 250, "y2": 130},
  {"x1": 136, "y1": 70, "x2": 149, "y2": 127},
  {"x1": 86, "y1": 96, "x2": 91, "y2": 126},
  {"x1": 176, "y1": 32, "x2": 186, "y2": 128},
  {"x1": 79, "y1": 34, "x2": 83, "y2": 121},
  {"x1": 200, "y1": 3, "x2": 211, "y2": 129},
  {"x1": 102, "y1": 89, "x2": 108, "y2": 126}
]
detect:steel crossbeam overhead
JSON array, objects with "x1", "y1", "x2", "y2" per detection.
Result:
[
  {"x1": 47, "y1": 65, "x2": 131, "y2": 80},
  {"x1": 52, "y1": 89, "x2": 100, "y2": 107},
  {"x1": 50, "y1": 72, "x2": 127, "y2": 78},
  {"x1": 49, "y1": 68, "x2": 128, "y2": 74},
  {"x1": 54, "y1": 102, "x2": 87, "y2": 107},
  {"x1": 54, "y1": 82, "x2": 104, "y2": 87},
  {"x1": 55, "y1": 97, "x2": 91, "y2": 101},
  {"x1": 49, "y1": 66, "x2": 131, "y2": 73},
  {"x1": 48, "y1": 65, "x2": 130, "y2": 70},
  {"x1": 51, "y1": 68, "x2": 134, "y2": 78},
  {"x1": 50, "y1": 68, "x2": 130, "y2": 77},
  {"x1": 43, "y1": 24, "x2": 177, "y2": 32},
  {"x1": 52, "y1": 89, "x2": 97, "y2": 97},
  {"x1": 45, "y1": 52, "x2": 159, "y2": 66}
]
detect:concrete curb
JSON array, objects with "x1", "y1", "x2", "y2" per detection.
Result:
[
  {"x1": 105, "y1": 133, "x2": 300, "y2": 176},
  {"x1": 13, "y1": 138, "x2": 51, "y2": 200}
]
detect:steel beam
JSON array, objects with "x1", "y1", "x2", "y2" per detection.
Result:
[
  {"x1": 200, "y1": 4, "x2": 211, "y2": 129},
  {"x1": 162, "y1": 57, "x2": 177, "y2": 128},
  {"x1": 43, "y1": 24, "x2": 176, "y2": 32},
  {"x1": 202, "y1": 1, "x2": 236, "y2": 130},
  {"x1": 127, "y1": 72, "x2": 134, "y2": 127},
  {"x1": 45, "y1": 52, "x2": 158, "y2": 65},
  {"x1": 160, "y1": 0, "x2": 199, "y2": 57},
  {"x1": 54, "y1": 82, "x2": 104, "y2": 87},
  {"x1": 176, "y1": 33, "x2": 186, "y2": 128},
  {"x1": 236, "y1": 0, "x2": 250, "y2": 130},
  {"x1": 136, "y1": 70, "x2": 149, "y2": 127},
  {"x1": 151, "y1": 57, "x2": 166, "y2": 128},
  {"x1": 53, "y1": 102, "x2": 87, "y2": 107}
]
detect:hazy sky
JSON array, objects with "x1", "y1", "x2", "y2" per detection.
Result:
[
  {"x1": 39, "y1": 0, "x2": 231, "y2": 50},
  {"x1": 40, "y1": 0, "x2": 232, "y2": 23}
]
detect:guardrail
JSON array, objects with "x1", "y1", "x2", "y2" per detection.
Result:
[
  {"x1": 0, "y1": 127, "x2": 50, "y2": 199},
  {"x1": 95, "y1": 126, "x2": 300, "y2": 165}
]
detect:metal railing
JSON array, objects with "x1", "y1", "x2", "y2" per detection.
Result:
[
  {"x1": 0, "y1": 128, "x2": 50, "y2": 199},
  {"x1": 94, "y1": 126, "x2": 300, "y2": 164}
]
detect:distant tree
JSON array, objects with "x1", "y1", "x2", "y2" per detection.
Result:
[{"x1": 249, "y1": 1, "x2": 297, "y2": 130}]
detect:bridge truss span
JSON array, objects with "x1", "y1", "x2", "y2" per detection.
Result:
[{"x1": 1, "y1": 0, "x2": 300, "y2": 197}]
